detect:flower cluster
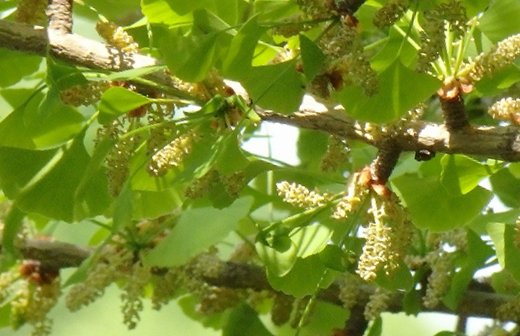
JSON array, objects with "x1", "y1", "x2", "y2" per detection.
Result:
[
  {"x1": 464, "y1": 34, "x2": 520, "y2": 82},
  {"x1": 332, "y1": 170, "x2": 371, "y2": 219},
  {"x1": 10, "y1": 277, "x2": 60, "y2": 336},
  {"x1": 423, "y1": 250, "x2": 455, "y2": 308},
  {"x1": 338, "y1": 273, "x2": 362, "y2": 309},
  {"x1": 276, "y1": 181, "x2": 330, "y2": 209},
  {"x1": 271, "y1": 14, "x2": 318, "y2": 37},
  {"x1": 364, "y1": 287, "x2": 392, "y2": 320},
  {"x1": 373, "y1": 0, "x2": 410, "y2": 29},
  {"x1": 96, "y1": 21, "x2": 139, "y2": 53},
  {"x1": 121, "y1": 262, "x2": 151, "y2": 329},
  {"x1": 147, "y1": 131, "x2": 197, "y2": 177},
  {"x1": 66, "y1": 248, "x2": 134, "y2": 312},
  {"x1": 320, "y1": 135, "x2": 350, "y2": 173},
  {"x1": 15, "y1": 0, "x2": 48, "y2": 26},
  {"x1": 356, "y1": 194, "x2": 413, "y2": 282},
  {"x1": 321, "y1": 24, "x2": 379, "y2": 96},
  {"x1": 488, "y1": 97, "x2": 520, "y2": 126},
  {"x1": 417, "y1": 0, "x2": 467, "y2": 73},
  {"x1": 60, "y1": 81, "x2": 111, "y2": 107}
]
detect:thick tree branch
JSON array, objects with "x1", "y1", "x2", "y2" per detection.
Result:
[
  {"x1": 1, "y1": 18, "x2": 520, "y2": 162},
  {"x1": 4, "y1": 235, "x2": 513, "y2": 322}
]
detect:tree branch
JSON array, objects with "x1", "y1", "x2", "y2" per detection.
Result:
[
  {"x1": 1, "y1": 19, "x2": 520, "y2": 161},
  {"x1": 4, "y1": 234, "x2": 512, "y2": 322}
]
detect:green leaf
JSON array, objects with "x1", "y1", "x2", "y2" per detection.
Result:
[
  {"x1": 291, "y1": 224, "x2": 332, "y2": 258},
  {"x1": 46, "y1": 58, "x2": 88, "y2": 91},
  {"x1": 223, "y1": 304, "x2": 274, "y2": 336},
  {"x1": 489, "y1": 168, "x2": 520, "y2": 208},
  {"x1": 479, "y1": 0, "x2": 520, "y2": 43},
  {"x1": 104, "y1": 65, "x2": 167, "y2": 81},
  {"x1": 15, "y1": 131, "x2": 108, "y2": 222},
  {"x1": 0, "y1": 147, "x2": 59, "y2": 198},
  {"x1": 164, "y1": 0, "x2": 212, "y2": 15},
  {"x1": 443, "y1": 230, "x2": 494, "y2": 309},
  {"x1": 31, "y1": 88, "x2": 84, "y2": 148},
  {"x1": 370, "y1": 28, "x2": 418, "y2": 72},
  {"x1": 319, "y1": 244, "x2": 351, "y2": 272},
  {"x1": 393, "y1": 173, "x2": 492, "y2": 231},
  {"x1": 144, "y1": 196, "x2": 253, "y2": 267},
  {"x1": 131, "y1": 188, "x2": 183, "y2": 219},
  {"x1": 222, "y1": 16, "x2": 265, "y2": 79},
  {"x1": 141, "y1": 0, "x2": 194, "y2": 25},
  {"x1": 255, "y1": 234, "x2": 298, "y2": 277},
  {"x1": 98, "y1": 87, "x2": 151, "y2": 124},
  {"x1": 254, "y1": 0, "x2": 299, "y2": 21},
  {"x1": 158, "y1": 27, "x2": 219, "y2": 82},
  {"x1": 241, "y1": 62, "x2": 305, "y2": 114},
  {"x1": 112, "y1": 184, "x2": 133, "y2": 232},
  {"x1": 0, "y1": 49, "x2": 41, "y2": 88},
  {"x1": 375, "y1": 261, "x2": 414, "y2": 291},
  {"x1": 215, "y1": 133, "x2": 250, "y2": 175},
  {"x1": 402, "y1": 290, "x2": 422, "y2": 316},
  {"x1": 487, "y1": 222, "x2": 520, "y2": 283},
  {"x1": 2, "y1": 206, "x2": 26, "y2": 261},
  {"x1": 336, "y1": 60, "x2": 441, "y2": 123},
  {"x1": 266, "y1": 254, "x2": 331, "y2": 297},
  {"x1": 440, "y1": 155, "x2": 489, "y2": 195},
  {"x1": 300, "y1": 34, "x2": 325, "y2": 82},
  {"x1": 367, "y1": 317, "x2": 383, "y2": 336}
]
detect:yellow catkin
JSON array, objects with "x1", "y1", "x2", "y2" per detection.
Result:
[
  {"x1": 276, "y1": 181, "x2": 329, "y2": 209},
  {"x1": 488, "y1": 97, "x2": 520, "y2": 125},
  {"x1": 465, "y1": 34, "x2": 520, "y2": 82}
]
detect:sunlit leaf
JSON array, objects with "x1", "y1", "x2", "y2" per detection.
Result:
[
  {"x1": 241, "y1": 62, "x2": 305, "y2": 114},
  {"x1": 256, "y1": 234, "x2": 298, "y2": 277},
  {"x1": 440, "y1": 155, "x2": 489, "y2": 195},
  {"x1": 157, "y1": 27, "x2": 219, "y2": 82},
  {"x1": 487, "y1": 222, "x2": 520, "y2": 283},
  {"x1": 141, "y1": 0, "x2": 194, "y2": 25},
  {"x1": 336, "y1": 60, "x2": 441, "y2": 123},
  {"x1": 479, "y1": 0, "x2": 520, "y2": 43},
  {"x1": 222, "y1": 15, "x2": 265, "y2": 79},
  {"x1": 489, "y1": 168, "x2": 520, "y2": 208},
  {"x1": 98, "y1": 87, "x2": 151, "y2": 124},
  {"x1": 393, "y1": 173, "x2": 492, "y2": 231},
  {"x1": 0, "y1": 49, "x2": 41, "y2": 88}
]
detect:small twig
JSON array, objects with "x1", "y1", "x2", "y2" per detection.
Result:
[
  {"x1": 438, "y1": 77, "x2": 470, "y2": 131},
  {"x1": 47, "y1": 0, "x2": 74, "y2": 34},
  {"x1": 370, "y1": 137, "x2": 401, "y2": 185}
]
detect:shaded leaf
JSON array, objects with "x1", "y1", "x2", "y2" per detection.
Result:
[
  {"x1": 145, "y1": 196, "x2": 253, "y2": 267},
  {"x1": 223, "y1": 304, "x2": 274, "y2": 336},
  {"x1": 300, "y1": 34, "x2": 325, "y2": 82}
]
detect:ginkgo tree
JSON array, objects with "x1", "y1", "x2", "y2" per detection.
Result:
[{"x1": 1, "y1": 0, "x2": 520, "y2": 335}]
